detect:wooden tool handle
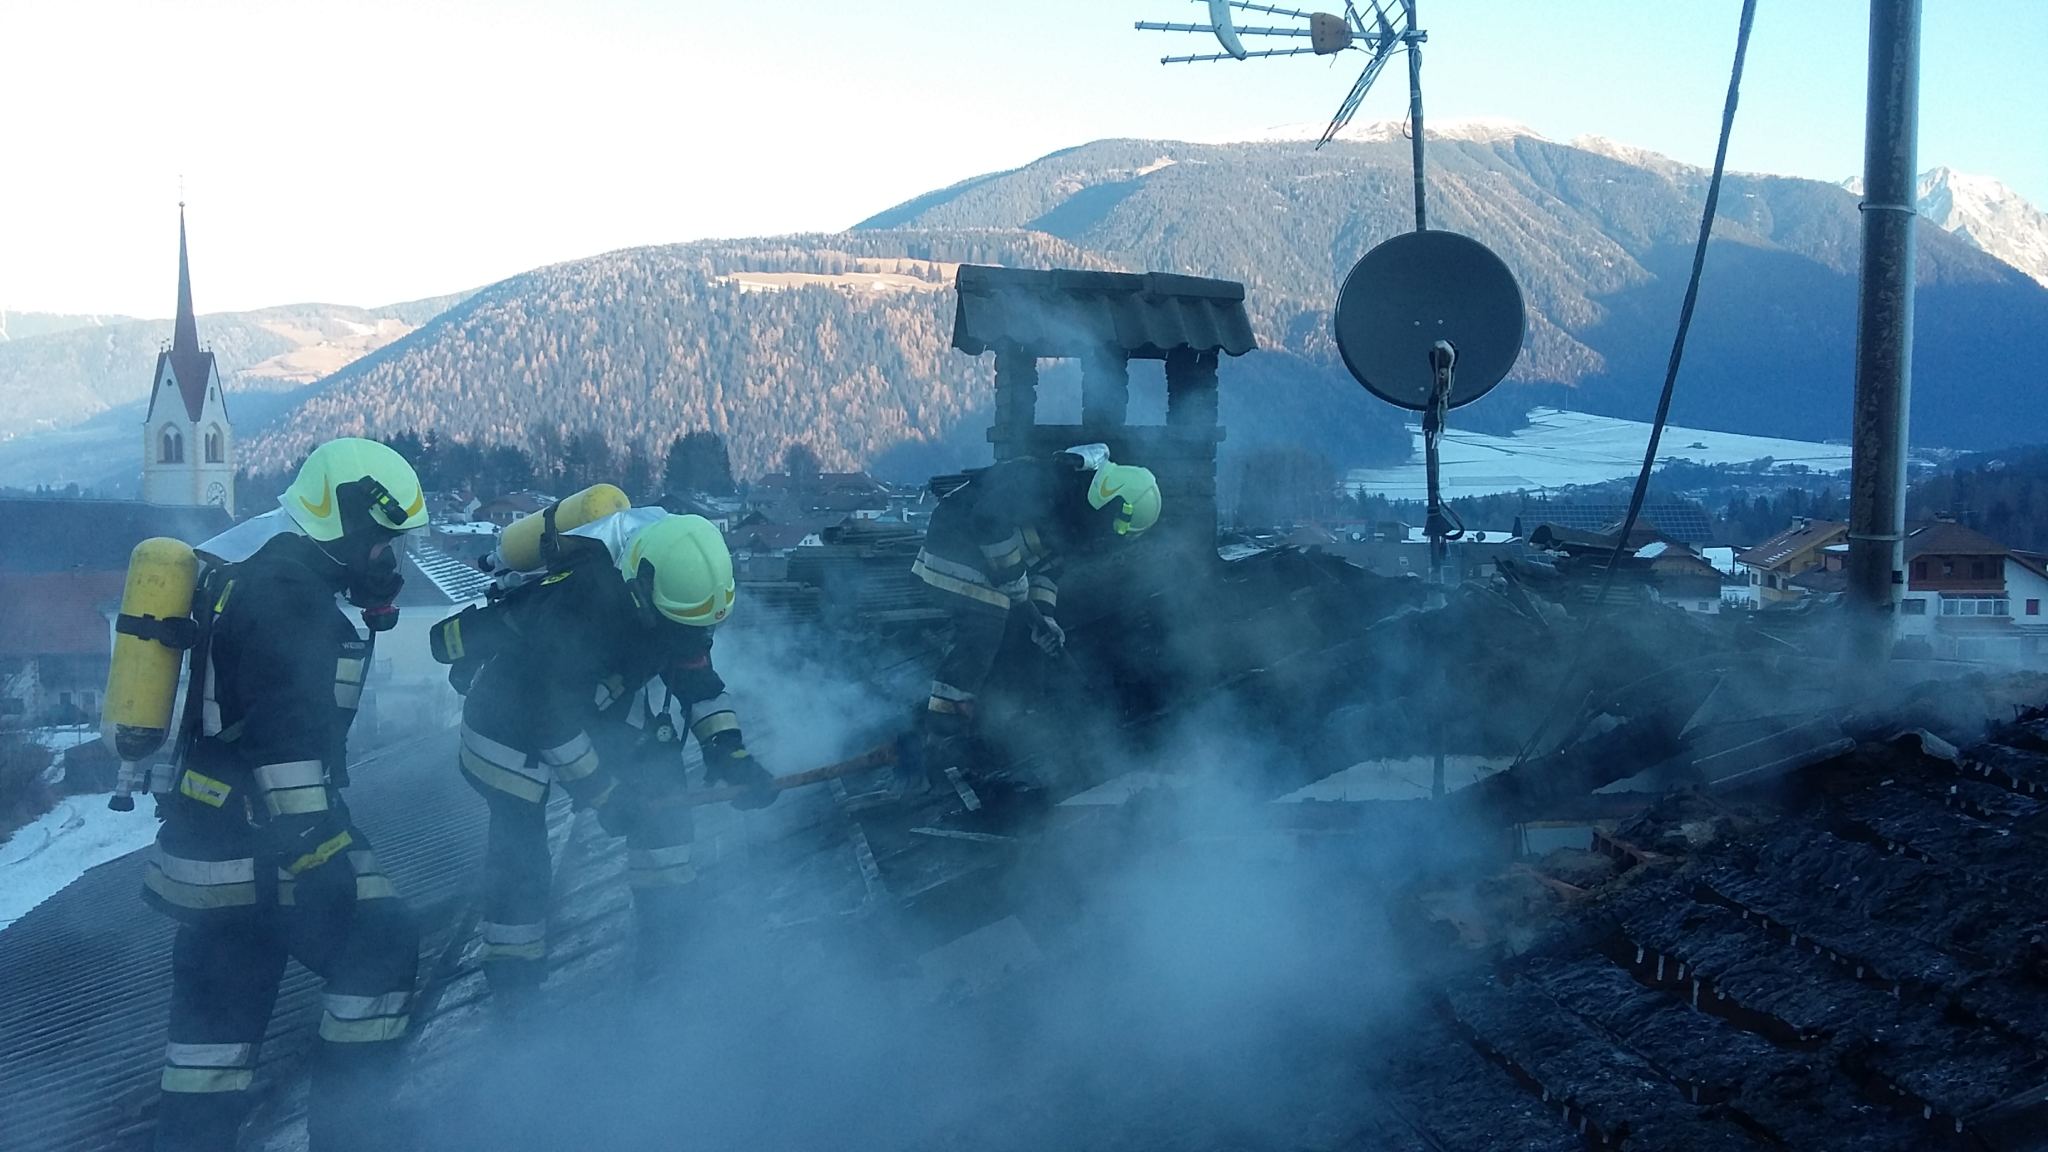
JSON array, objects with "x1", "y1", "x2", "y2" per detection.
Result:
[{"x1": 689, "y1": 742, "x2": 898, "y2": 807}]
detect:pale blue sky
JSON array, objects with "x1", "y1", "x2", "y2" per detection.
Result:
[{"x1": 2, "y1": 0, "x2": 2039, "y2": 315}]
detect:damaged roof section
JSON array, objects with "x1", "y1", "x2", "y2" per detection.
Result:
[
  {"x1": 1381, "y1": 701, "x2": 2048, "y2": 1151},
  {"x1": 950, "y1": 265, "x2": 1257, "y2": 359}
]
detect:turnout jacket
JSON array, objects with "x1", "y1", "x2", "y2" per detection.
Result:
[
  {"x1": 912, "y1": 455, "x2": 1099, "y2": 613},
  {"x1": 145, "y1": 532, "x2": 374, "y2": 917},
  {"x1": 458, "y1": 537, "x2": 740, "y2": 808}
]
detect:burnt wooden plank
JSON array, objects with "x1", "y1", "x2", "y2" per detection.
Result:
[
  {"x1": 1518, "y1": 954, "x2": 1927, "y2": 1149},
  {"x1": 1379, "y1": 1019, "x2": 1583, "y2": 1152},
  {"x1": 1443, "y1": 975, "x2": 1762, "y2": 1150}
]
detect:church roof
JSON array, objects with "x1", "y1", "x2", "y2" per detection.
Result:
[{"x1": 152, "y1": 206, "x2": 220, "y2": 423}]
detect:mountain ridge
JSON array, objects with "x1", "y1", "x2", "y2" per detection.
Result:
[
  {"x1": 0, "y1": 293, "x2": 467, "y2": 437},
  {"x1": 10, "y1": 130, "x2": 2048, "y2": 488},
  {"x1": 231, "y1": 133, "x2": 2048, "y2": 480}
]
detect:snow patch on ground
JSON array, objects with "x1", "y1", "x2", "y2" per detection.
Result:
[
  {"x1": 34, "y1": 725, "x2": 98, "y2": 751},
  {"x1": 0, "y1": 793, "x2": 158, "y2": 929},
  {"x1": 1344, "y1": 408, "x2": 1856, "y2": 501}
]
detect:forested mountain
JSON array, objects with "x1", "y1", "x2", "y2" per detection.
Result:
[
  {"x1": 0, "y1": 294, "x2": 463, "y2": 435},
  {"x1": 0, "y1": 311, "x2": 138, "y2": 342},
  {"x1": 863, "y1": 135, "x2": 2048, "y2": 449},
  {"x1": 245, "y1": 233, "x2": 1100, "y2": 476},
  {"x1": 218, "y1": 133, "x2": 2048, "y2": 480}
]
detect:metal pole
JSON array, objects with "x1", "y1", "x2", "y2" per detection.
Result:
[
  {"x1": 1425, "y1": 343, "x2": 1455, "y2": 800},
  {"x1": 1845, "y1": 0, "x2": 1921, "y2": 663},
  {"x1": 1424, "y1": 391, "x2": 1449, "y2": 591},
  {"x1": 1405, "y1": 1, "x2": 1427, "y2": 232}
]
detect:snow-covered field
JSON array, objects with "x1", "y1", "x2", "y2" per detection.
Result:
[
  {"x1": 1344, "y1": 409, "x2": 1856, "y2": 501},
  {"x1": 0, "y1": 794, "x2": 157, "y2": 929}
]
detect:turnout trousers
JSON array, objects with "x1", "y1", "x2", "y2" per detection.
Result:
[
  {"x1": 460, "y1": 693, "x2": 700, "y2": 989},
  {"x1": 146, "y1": 812, "x2": 417, "y2": 1152},
  {"x1": 920, "y1": 585, "x2": 1013, "y2": 780}
]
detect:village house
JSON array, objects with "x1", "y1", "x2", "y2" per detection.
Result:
[
  {"x1": 1735, "y1": 518, "x2": 1848, "y2": 604},
  {"x1": 1895, "y1": 519, "x2": 2016, "y2": 661}
]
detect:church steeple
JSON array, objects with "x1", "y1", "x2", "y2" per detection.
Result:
[
  {"x1": 141, "y1": 200, "x2": 234, "y2": 514},
  {"x1": 172, "y1": 202, "x2": 199, "y2": 357},
  {"x1": 156, "y1": 203, "x2": 216, "y2": 425}
]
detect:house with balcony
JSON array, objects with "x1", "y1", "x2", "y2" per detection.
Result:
[
  {"x1": 1896, "y1": 520, "x2": 2021, "y2": 662},
  {"x1": 1735, "y1": 519, "x2": 1847, "y2": 604}
]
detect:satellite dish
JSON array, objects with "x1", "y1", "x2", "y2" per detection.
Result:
[
  {"x1": 1207, "y1": 0, "x2": 1249, "y2": 59},
  {"x1": 1332, "y1": 230, "x2": 1525, "y2": 411}
]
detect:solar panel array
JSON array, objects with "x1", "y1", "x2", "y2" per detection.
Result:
[{"x1": 1518, "y1": 500, "x2": 1714, "y2": 545}]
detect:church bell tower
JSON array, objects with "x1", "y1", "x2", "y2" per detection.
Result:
[{"x1": 140, "y1": 204, "x2": 234, "y2": 514}]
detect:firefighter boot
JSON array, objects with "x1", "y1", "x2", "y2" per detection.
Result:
[
  {"x1": 629, "y1": 882, "x2": 698, "y2": 985},
  {"x1": 154, "y1": 1090, "x2": 253, "y2": 1152},
  {"x1": 902, "y1": 706, "x2": 973, "y2": 797},
  {"x1": 306, "y1": 1039, "x2": 409, "y2": 1152}
]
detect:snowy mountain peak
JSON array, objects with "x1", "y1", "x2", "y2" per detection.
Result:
[
  {"x1": 1569, "y1": 136, "x2": 1699, "y2": 180},
  {"x1": 1230, "y1": 116, "x2": 1545, "y2": 146},
  {"x1": 1918, "y1": 167, "x2": 2048, "y2": 287},
  {"x1": 1842, "y1": 168, "x2": 2048, "y2": 287}
]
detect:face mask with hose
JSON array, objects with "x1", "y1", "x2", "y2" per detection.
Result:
[
  {"x1": 280, "y1": 437, "x2": 431, "y2": 631},
  {"x1": 616, "y1": 514, "x2": 776, "y2": 813}
]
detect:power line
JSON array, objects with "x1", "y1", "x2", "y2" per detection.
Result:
[{"x1": 1507, "y1": 0, "x2": 1761, "y2": 772}]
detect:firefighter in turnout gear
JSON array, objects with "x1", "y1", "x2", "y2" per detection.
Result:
[
  {"x1": 142, "y1": 438, "x2": 427, "y2": 1152},
  {"x1": 909, "y1": 446, "x2": 1160, "y2": 789},
  {"x1": 451, "y1": 510, "x2": 774, "y2": 990}
]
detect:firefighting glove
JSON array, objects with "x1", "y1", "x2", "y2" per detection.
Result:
[
  {"x1": 277, "y1": 820, "x2": 358, "y2": 927},
  {"x1": 1029, "y1": 612, "x2": 1066, "y2": 657},
  {"x1": 593, "y1": 785, "x2": 639, "y2": 839},
  {"x1": 703, "y1": 732, "x2": 777, "y2": 810}
]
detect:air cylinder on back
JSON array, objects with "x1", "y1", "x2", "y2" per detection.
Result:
[
  {"x1": 493, "y1": 484, "x2": 630, "y2": 573},
  {"x1": 102, "y1": 538, "x2": 201, "y2": 808}
]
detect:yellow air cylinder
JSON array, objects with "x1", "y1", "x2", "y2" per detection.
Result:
[
  {"x1": 102, "y1": 538, "x2": 200, "y2": 763},
  {"x1": 496, "y1": 483, "x2": 630, "y2": 572}
]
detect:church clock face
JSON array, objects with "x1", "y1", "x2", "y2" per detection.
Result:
[{"x1": 205, "y1": 482, "x2": 227, "y2": 506}]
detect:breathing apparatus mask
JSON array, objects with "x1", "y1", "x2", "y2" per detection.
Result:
[
  {"x1": 327, "y1": 477, "x2": 412, "y2": 632},
  {"x1": 627, "y1": 557, "x2": 720, "y2": 661}
]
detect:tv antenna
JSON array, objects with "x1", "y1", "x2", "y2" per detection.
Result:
[
  {"x1": 1137, "y1": 0, "x2": 1516, "y2": 798},
  {"x1": 1136, "y1": 2, "x2": 1424, "y2": 154}
]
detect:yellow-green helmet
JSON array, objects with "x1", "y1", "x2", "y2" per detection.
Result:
[
  {"x1": 281, "y1": 437, "x2": 428, "y2": 542},
  {"x1": 620, "y1": 514, "x2": 735, "y2": 627},
  {"x1": 1087, "y1": 461, "x2": 1162, "y2": 538}
]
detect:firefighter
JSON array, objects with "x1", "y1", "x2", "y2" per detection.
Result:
[
  {"x1": 142, "y1": 437, "x2": 427, "y2": 1152},
  {"x1": 453, "y1": 511, "x2": 775, "y2": 991},
  {"x1": 908, "y1": 446, "x2": 1161, "y2": 789}
]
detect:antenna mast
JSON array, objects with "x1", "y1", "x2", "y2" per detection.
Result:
[{"x1": 1137, "y1": 1, "x2": 1426, "y2": 228}]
